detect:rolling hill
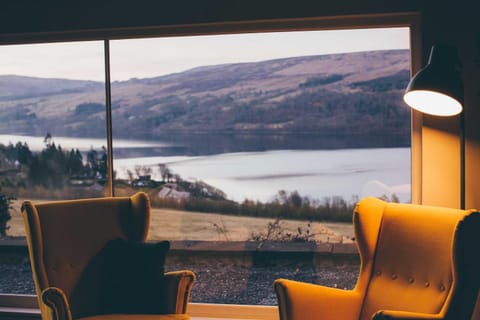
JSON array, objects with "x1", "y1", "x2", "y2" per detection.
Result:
[{"x1": 0, "y1": 49, "x2": 410, "y2": 151}]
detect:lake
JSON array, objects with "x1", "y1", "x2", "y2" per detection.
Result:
[
  {"x1": 0, "y1": 134, "x2": 411, "y2": 203},
  {"x1": 115, "y1": 148, "x2": 411, "y2": 203}
]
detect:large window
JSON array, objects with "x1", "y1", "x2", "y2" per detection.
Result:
[
  {"x1": 0, "y1": 27, "x2": 410, "y2": 306},
  {"x1": 0, "y1": 41, "x2": 108, "y2": 296}
]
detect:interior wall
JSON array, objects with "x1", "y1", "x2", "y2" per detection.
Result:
[
  {"x1": 422, "y1": 116, "x2": 462, "y2": 207},
  {"x1": 463, "y1": 28, "x2": 480, "y2": 211},
  {"x1": 420, "y1": 0, "x2": 480, "y2": 209},
  {"x1": 0, "y1": 1, "x2": 424, "y2": 47}
]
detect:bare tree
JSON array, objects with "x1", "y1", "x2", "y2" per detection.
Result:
[{"x1": 158, "y1": 164, "x2": 171, "y2": 182}]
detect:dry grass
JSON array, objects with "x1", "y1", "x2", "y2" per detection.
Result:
[{"x1": 8, "y1": 199, "x2": 354, "y2": 243}]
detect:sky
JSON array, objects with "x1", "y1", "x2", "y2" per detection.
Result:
[{"x1": 0, "y1": 27, "x2": 409, "y2": 82}]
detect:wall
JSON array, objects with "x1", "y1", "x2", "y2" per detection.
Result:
[
  {"x1": 1, "y1": 1, "x2": 419, "y2": 39},
  {"x1": 420, "y1": 0, "x2": 480, "y2": 209}
]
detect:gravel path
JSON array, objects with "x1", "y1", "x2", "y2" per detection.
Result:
[
  {"x1": 0, "y1": 259, "x2": 359, "y2": 305},
  {"x1": 0, "y1": 261, "x2": 35, "y2": 294},
  {"x1": 184, "y1": 260, "x2": 359, "y2": 305}
]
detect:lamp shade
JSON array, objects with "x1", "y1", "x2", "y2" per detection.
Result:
[{"x1": 404, "y1": 44, "x2": 463, "y2": 116}]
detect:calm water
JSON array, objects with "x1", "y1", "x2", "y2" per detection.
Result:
[
  {"x1": 0, "y1": 134, "x2": 411, "y2": 203},
  {"x1": 114, "y1": 148, "x2": 411, "y2": 203}
]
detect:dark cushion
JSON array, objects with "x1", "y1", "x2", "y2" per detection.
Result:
[{"x1": 100, "y1": 238, "x2": 170, "y2": 314}]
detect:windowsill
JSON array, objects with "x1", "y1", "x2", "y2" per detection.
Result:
[
  {"x1": 189, "y1": 303, "x2": 278, "y2": 320},
  {"x1": 0, "y1": 306, "x2": 41, "y2": 319},
  {"x1": 0, "y1": 295, "x2": 279, "y2": 320},
  {"x1": 0, "y1": 240, "x2": 352, "y2": 320}
]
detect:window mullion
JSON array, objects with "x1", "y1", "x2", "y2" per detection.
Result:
[{"x1": 104, "y1": 39, "x2": 115, "y2": 197}]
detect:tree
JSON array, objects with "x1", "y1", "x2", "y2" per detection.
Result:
[
  {"x1": 14, "y1": 142, "x2": 33, "y2": 166},
  {"x1": 43, "y1": 133, "x2": 52, "y2": 146},
  {"x1": 288, "y1": 191, "x2": 303, "y2": 208},
  {"x1": 126, "y1": 169, "x2": 134, "y2": 183},
  {"x1": 135, "y1": 165, "x2": 152, "y2": 177},
  {"x1": 66, "y1": 149, "x2": 84, "y2": 176},
  {"x1": 98, "y1": 146, "x2": 108, "y2": 179},
  {"x1": 0, "y1": 189, "x2": 13, "y2": 238},
  {"x1": 86, "y1": 148, "x2": 98, "y2": 176},
  {"x1": 86, "y1": 146, "x2": 108, "y2": 180},
  {"x1": 27, "y1": 142, "x2": 67, "y2": 188},
  {"x1": 27, "y1": 134, "x2": 82, "y2": 188},
  {"x1": 158, "y1": 164, "x2": 171, "y2": 182}
]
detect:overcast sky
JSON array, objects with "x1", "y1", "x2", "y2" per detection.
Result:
[{"x1": 0, "y1": 27, "x2": 409, "y2": 82}]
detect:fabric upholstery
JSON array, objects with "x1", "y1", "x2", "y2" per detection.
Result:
[
  {"x1": 22, "y1": 192, "x2": 196, "y2": 320},
  {"x1": 101, "y1": 239, "x2": 171, "y2": 314},
  {"x1": 274, "y1": 197, "x2": 480, "y2": 320}
]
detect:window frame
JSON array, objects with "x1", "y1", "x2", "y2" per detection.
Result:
[{"x1": 0, "y1": 12, "x2": 422, "y2": 319}]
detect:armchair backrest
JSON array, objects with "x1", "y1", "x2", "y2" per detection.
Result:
[
  {"x1": 354, "y1": 197, "x2": 480, "y2": 320},
  {"x1": 22, "y1": 192, "x2": 151, "y2": 319}
]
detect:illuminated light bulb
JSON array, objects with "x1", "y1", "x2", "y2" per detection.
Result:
[{"x1": 404, "y1": 90, "x2": 462, "y2": 116}]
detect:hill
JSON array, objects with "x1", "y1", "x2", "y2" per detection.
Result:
[{"x1": 0, "y1": 50, "x2": 410, "y2": 151}]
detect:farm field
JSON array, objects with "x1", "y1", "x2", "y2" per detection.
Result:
[{"x1": 8, "y1": 199, "x2": 354, "y2": 243}]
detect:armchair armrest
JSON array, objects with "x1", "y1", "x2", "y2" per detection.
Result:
[
  {"x1": 372, "y1": 310, "x2": 443, "y2": 320},
  {"x1": 274, "y1": 279, "x2": 362, "y2": 320},
  {"x1": 164, "y1": 270, "x2": 197, "y2": 314},
  {"x1": 39, "y1": 271, "x2": 196, "y2": 319},
  {"x1": 41, "y1": 287, "x2": 73, "y2": 320}
]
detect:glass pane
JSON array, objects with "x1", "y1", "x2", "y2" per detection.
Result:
[
  {"x1": 0, "y1": 41, "x2": 105, "y2": 293},
  {"x1": 110, "y1": 28, "x2": 411, "y2": 305}
]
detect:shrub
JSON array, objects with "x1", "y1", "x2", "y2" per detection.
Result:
[
  {"x1": 250, "y1": 218, "x2": 315, "y2": 243},
  {"x1": 0, "y1": 189, "x2": 14, "y2": 238}
]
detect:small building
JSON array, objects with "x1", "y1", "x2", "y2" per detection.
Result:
[{"x1": 158, "y1": 186, "x2": 190, "y2": 201}]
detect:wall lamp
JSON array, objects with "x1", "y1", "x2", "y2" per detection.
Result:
[
  {"x1": 404, "y1": 44, "x2": 463, "y2": 116},
  {"x1": 403, "y1": 44, "x2": 465, "y2": 208}
]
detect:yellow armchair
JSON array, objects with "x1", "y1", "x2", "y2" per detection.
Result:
[
  {"x1": 22, "y1": 192, "x2": 196, "y2": 320},
  {"x1": 274, "y1": 197, "x2": 480, "y2": 320}
]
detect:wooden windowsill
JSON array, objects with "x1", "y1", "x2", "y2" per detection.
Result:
[{"x1": 0, "y1": 296, "x2": 279, "y2": 320}]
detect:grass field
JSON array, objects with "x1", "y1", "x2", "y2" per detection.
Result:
[{"x1": 8, "y1": 199, "x2": 354, "y2": 243}]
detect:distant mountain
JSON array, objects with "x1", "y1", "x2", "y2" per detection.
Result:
[
  {"x1": 0, "y1": 50, "x2": 410, "y2": 148},
  {"x1": 0, "y1": 75, "x2": 102, "y2": 100}
]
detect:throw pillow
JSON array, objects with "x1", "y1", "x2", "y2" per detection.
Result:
[{"x1": 100, "y1": 238, "x2": 170, "y2": 314}]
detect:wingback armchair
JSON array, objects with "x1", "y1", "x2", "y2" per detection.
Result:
[
  {"x1": 22, "y1": 192, "x2": 196, "y2": 320},
  {"x1": 275, "y1": 197, "x2": 480, "y2": 320}
]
